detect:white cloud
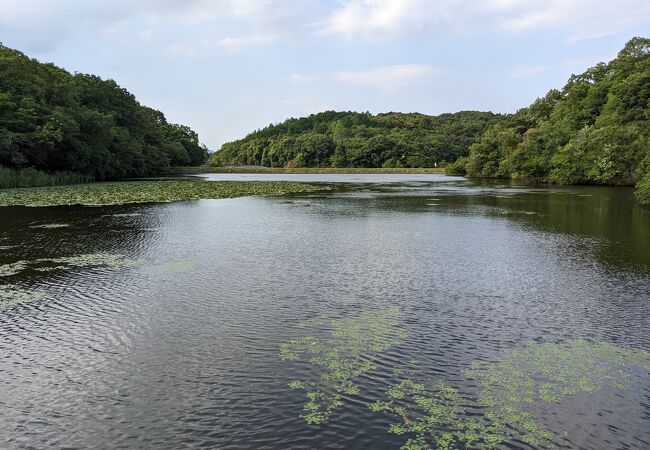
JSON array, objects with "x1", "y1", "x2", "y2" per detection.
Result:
[
  {"x1": 495, "y1": 0, "x2": 650, "y2": 41},
  {"x1": 207, "y1": 34, "x2": 280, "y2": 52},
  {"x1": 281, "y1": 96, "x2": 331, "y2": 114},
  {"x1": 510, "y1": 64, "x2": 548, "y2": 78},
  {"x1": 320, "y1": 0, "x2": 650, "y2": 42},
  {"x1": 2, "y1": 0, "x2": 649, "y2": 53},
  {"x1": 168, "y1": 32, "x2": 284, "y2": 56},
  {"x1": 289, "y1": 73, "x2": 322, "y2": 82},
  {"x1": 138, "y1": 29, "x2": 154, "y2": 41},
  {"x1": 335, "y1": 64, "x2": 439, "y2": 89},
  {"x1": 0, "y1": 0, "x2": 311, "y2": 51}
]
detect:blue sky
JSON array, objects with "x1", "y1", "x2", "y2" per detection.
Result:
[{"x1": 1, "y1": 0, "x2": 649, "y2": 150}]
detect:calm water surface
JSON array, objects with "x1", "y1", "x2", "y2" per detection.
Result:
[{"x1": 1, "y1": 174, "x2": 649, "y2": 449}]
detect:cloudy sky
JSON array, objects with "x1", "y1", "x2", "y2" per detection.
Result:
[{"x1": 1, "y1": 0, "x2": 649, "y2": 150}]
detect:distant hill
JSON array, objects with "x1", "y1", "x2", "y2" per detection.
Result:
[
  {"x1": 450, "y1": 37, "x2": 650, "y2": 204},
  {"x1": 210, "y1": 110, "x2": 504, "y2": 168},
  {"x1": 0, "y1": 45, "x2": 207, "y2": 180}
]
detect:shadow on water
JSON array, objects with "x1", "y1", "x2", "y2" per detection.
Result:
[{"x1": 300, "y1": 179, "x2": 650, "y2": 269}]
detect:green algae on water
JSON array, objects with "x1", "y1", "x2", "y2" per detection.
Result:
[
  {"x1": 29, "y1": 223, "x2": 70, "y2": 229},
  {"x1": 0, "y1": 285, "x2": 46, "y2": 310},
  {"x1": 372, "y1": 340, "x2": 650, "y2": 450},
  {"x1": 0, "y1": 253, "x2": 139, "y2": 278},
  {"x1": 0, "y1": 260, "x2": 29, "y2": 277},
  {"x1": 464, "y1": 340, "x2": 650, "y2": 448},
  {"x1": 370, "y1": 374, "x2": 505, "y2": 450},
  {"x1": 0, "y1": 180, "x2": 326, "y2": 207},
  {"x1": 42, "y1": 253, "x2": 138, "y2": 269},
  {"x1": 280, "y1": 306, "x2": 408, "y2": 424}
]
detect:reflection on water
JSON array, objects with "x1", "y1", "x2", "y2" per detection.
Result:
[{"x1": 0, "y1": 175, "x2": 649, "y2": 449}]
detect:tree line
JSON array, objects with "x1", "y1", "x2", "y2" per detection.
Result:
[
  {"x1": 210, "y1": 110, "x2": 503, "y2": 168},
  {"x1": 447, "y1": 37, "x2": 650, "y2": 204},
  {"x1": 0, "y1": 44, "x2": 207, "y2": 181}
]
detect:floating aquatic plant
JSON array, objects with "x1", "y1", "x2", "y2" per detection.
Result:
[
  {"x1": 29, "y1": 223, "x2": 70, "y2": 229},
  {"x1": 0, "y1": 285, "x2": 46, "y2": 310},
  {"x1": 0, "y1": 253, "x2": 139, "y2": 278},
  {"x1": 40, "y1": 253, "x2": 139, "y2": 270},
  {"x1": 0, "y1": 260, "x2": 28, "y2": 277},
  {"x1": 280, "y1": 306, "x2": 408, "y2": 424},
  {"x1": 372, "y1": 340, "x2": 650, "y2": 450},
  {"x1": 464, "y1": 340, "x2": 650, "y2": 448},
  {"x1": 147, "y1": 260, "x2": 199, "y2": 274},
  {"x1": 0, "y1": 180, "x2": 326, "y2": 207},
  {"x1": 370, "y1": 363, "x2": 506, "y2": 450}
]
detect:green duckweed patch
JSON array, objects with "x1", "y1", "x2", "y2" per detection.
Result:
[
  {"x1": 464, "y1": 340, "x2": 650, "y2": 448},
  {"x1": 29, "y1": 223, "x2": 70, "y2": 229},
  {"x1": 147, "y1": 260, "x2": 199, "y2": 275},
  {"x1": 0, "y1": 253, "x2": 139, "y2": 278},
  {"x1": 107, "y1": 213, "x2": 142, "y2": 218},
  {"x1": 280, "y1": 306, "x2": 408, "y2": 424},
  {"x1": 370, "y1": 374, "x2": 505, "y2": 450},
  {"x1": 371, "y1": 340, "x2": 650, "y2": 450},
  {"x1": 0, "y1": 285, "x2": 46, "y2": 309},
  {"x1": 0, "y1": 180, "x2": 326, "y2": 207}
]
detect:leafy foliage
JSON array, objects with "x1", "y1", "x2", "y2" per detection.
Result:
[
  {"x1": 0, "y1": 166, "x2": 93, "y2": 188},
  {"x1": 0, "y1": 180, "x2": 324, "y2": 206},
  {"x1": 211, "y1": 111, "x2": 502, "y2": 169},
  {"x1": 280, "y1": 306, "x2": 408, "y2": 424},
  {"x1": 371, "y1": 340, "x2": 650, "y2": 450},
  {"x1": 0, "y1": 45, "x2": 207, "y2": 182},
  {"x1": 461, "y1": 37, "x2": 650, "y2": 203},
  {"x1": 370, "y1": 375, "x2": 505, "y2": 450},
  {"x1": 464, "y1": 340, "x2": 650, "y2": 449}
]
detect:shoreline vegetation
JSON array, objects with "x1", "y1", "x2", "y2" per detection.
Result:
[
  {"x1": 168, "y1": 166, "x2": 446, "y2": 175},
  {"x1": 0, "y1": 179, "x2": 325, "y2": 207},
  {"x1": 0, "y1": 166, "x2": 94, "y2": 189},
  {"x1": 209, "y1": 110, "x2": 502, "y2": 169},
  {"x1": 0, "y1": 45, "x2": 207, "y2": 184},
  {"x1": 444, "y1": 37, "x2": 650, "y2": 205}
]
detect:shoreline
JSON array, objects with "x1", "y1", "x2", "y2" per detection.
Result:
[{"x1": 167, "y1": 166, "x2": 446, "y2": 175}]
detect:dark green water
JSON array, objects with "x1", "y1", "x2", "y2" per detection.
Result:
[{"x1": 1, "y1": 174, "x2": 649, "y2": 449}]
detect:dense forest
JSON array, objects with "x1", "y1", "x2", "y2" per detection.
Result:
[
  {"x1": 210, "y1": 111, "x2": 503, "y2": 168},
  {"x1": 0, "y1": 44, "x2": 207, "y2": 181},
  {"x1": 448, "y1": 37, "x2": 650, "y2": 204}
]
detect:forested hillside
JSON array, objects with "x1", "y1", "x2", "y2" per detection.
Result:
[
  {"x1": 0, "y1": 45, "x2": 207, "y2": 181},
  {"x1": 210, "y1": 111, "x2": 503, "y2": 168},
  {"x1": 449, "y1": 37, "x2": 650, "y2": 203}
]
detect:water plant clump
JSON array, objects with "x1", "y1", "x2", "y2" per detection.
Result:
[
  {"x1": 370, "y1": 376, "x2": 505, "y2": 450},
  {"x1": 0, "y1": 260, "x2": 29, "y2": 277},
  {"x1": 0, "y1": 253, "x2": 139, "y2": 278},
  {"x1": 0, "y1": 285, "x2": 46, "y2": 309},
  {"x1": 280, "y1": 306, "x2": 408, "y2": 424},
  {"x1": 29, "y1": 223, "x2": 70, "y2": 229},
  {"x1": 372, "y1": 340, "x2": 650, "y2": 450},
  {"x1": 0, "y1": 180, "x2": 326, "y2": 207},
  {"x1": 464, "y1": 340, "x2": 650, "y2": 448}
]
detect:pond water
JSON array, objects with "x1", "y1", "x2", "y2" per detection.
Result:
[{"x1": 1, "y1": 174, "x2": 649, "y2": 449}]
